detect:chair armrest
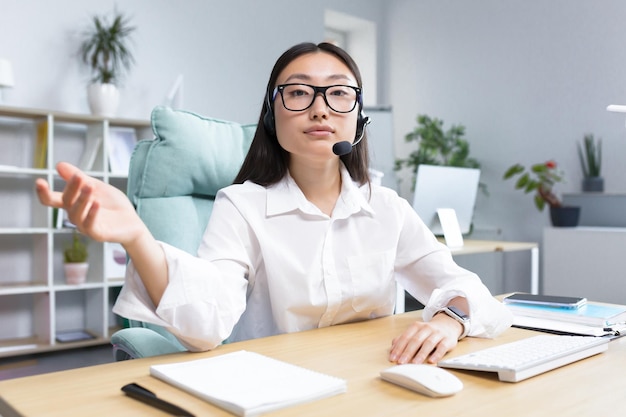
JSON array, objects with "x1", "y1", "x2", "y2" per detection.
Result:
[{"x1": 111, "y1": 327, "x2": 187, "y2": 361}]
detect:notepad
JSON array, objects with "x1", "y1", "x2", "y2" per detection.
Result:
[
  {"x1": 150, "y1": 350, "x2": 347, "y2": 417},
  {"x1": 505, "y1": 301, "x2": 626, "y2": 327}
]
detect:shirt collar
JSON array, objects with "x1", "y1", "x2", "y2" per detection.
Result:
[{"x1": 266, "y1": 163, "x2": 375, "y2": 219}]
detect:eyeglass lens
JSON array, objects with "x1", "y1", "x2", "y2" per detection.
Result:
[{"x1": 278, "y1": 84, "x2": 358, "y2": 113}]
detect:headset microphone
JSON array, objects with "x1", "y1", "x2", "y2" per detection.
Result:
[
  {"x1": 332, "y1": 115, "x2": 371, "y2": 156},
  {"x1": 332, "y1": 141, "x2": 353, "y2": 156}
]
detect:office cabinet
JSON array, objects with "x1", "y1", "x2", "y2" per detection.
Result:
[
  {"x1": 543, "y1": 227, "x2": 626, "y2": 304},
  {"x1": 0, "y1": 105, "x2": 150, "y2": 357}
]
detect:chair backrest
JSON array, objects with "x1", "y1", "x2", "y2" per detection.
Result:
[{"x1": 125, "y1": 105, "x2": 256, "y2": 347}]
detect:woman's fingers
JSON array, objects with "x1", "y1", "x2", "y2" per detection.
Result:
[
  {"x1": 34, "y1": 163, "x2": 98, "y2": 230},
  {"x1": 65, "y1": 183, "x2": 94, "y2": 230},
  {"x1": 34, "y1": 178, "x2": 63, "y2": 208},
  {"x1": 389, "y1": 320, "x2": 458, "y2": 364}
]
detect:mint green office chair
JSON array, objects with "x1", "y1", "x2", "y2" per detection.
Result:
[{"x1": 111, "y1": 106, "x2": 255, "y2": 360}]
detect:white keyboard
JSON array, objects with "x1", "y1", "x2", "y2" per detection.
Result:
[{"x1": 438, "y1": 335, "x2": 609, "y2": 382}]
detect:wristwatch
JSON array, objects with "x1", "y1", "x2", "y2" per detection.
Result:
[{"x1": 437, "y1": 306, "x2": 470, "y2": 340}]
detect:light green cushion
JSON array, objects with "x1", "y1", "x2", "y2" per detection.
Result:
[
  {"x1": 127, "y1": 105, "x2": 256, "y2": 255},
  {"x1": 129, "y1": 105, "x2": 256, "y2": 202},
  {"x1": 111, "y1": 327, "x2": 186, "y2": 360}
]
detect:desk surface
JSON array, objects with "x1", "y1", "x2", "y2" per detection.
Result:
[
  {"x1": 444, "y1": 239, "x2": 538, "y2": 255},
  {"x1": 1, "y1": 310, "x2": 623, "y2": 417}
]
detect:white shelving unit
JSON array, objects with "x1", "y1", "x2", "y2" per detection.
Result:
[{"x1": 0, "y1": 105, "x2": 150, "y2": 358}]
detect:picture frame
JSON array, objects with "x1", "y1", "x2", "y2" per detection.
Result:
[
  {"x1": 108, "y1": 127, "x2": 137, "y2": 175},
  {"x1": 105, "y1": 242, "x2": 127, "y2": 280}
]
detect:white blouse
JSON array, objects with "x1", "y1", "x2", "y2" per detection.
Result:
[{"x1": 113, "y1": 166, "x2": 512, "y2": 351}]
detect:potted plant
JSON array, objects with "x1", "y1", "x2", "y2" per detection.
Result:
[
  {"x1": 578, "y1": 133, "x2": 603, "y2": 192},
  {"x1": 503, "y1": 160, "x2": 580, "y2": 227},
  {"x1": 79, "y1": 9, "x2": 136, "y2": 117},
  {"x1": 394, "y1": 114, "x2": 483, "y2": 192},
  {"x1": 64, "y1": 231, "x2": 89, "y2": 284}
]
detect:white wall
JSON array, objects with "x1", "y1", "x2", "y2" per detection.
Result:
[
  {"x1": 386, "y1": 0, "x2": 626, "y2": 290},
  {"x1": 0, "y1": 0, "x2": 385, "y2": 124},
  {"x1": 7, "y1": 0, "x2": 625, "y2": 292}
]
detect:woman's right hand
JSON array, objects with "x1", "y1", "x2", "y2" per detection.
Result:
[
  {"x1": 35, "y1": 162, "x2": 146, "y2": 246},
  {"x1": 37, "y1": 162, "x2": 169, "y2": 305}
]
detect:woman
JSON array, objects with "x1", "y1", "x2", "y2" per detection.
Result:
[{"x1": 36, "y1": 42, "x2": 511, "y2": 364}]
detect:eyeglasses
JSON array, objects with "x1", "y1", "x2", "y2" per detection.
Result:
[{"x1": 272, "y1": 83, "x2": 361, "y2": 113}]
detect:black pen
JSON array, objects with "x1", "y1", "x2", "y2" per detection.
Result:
[{"x1": 122, "y1": 382, "x2": 195, "y2": 416}]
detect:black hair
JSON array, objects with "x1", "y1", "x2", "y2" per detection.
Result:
[{"x1": 233, "y1": 42, "x2": 370, "y2": 186}]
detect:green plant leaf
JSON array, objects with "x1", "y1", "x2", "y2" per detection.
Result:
[
  {"x1": 515, "y1": 173, "x2": 529, "y2": 189},
  {"x1": 503, "y1": 164, "x2": 524, "y2": 179},
  {"x1": 79, "y1": 10, "x2": 136, "y2": 85},
  {"x1": 395, "y1": 114, "x2": 484, "y2": 192},
  {"x1": 534, "y1": 194, "x2": 545, "y2": 211},
  {"x1": 579, "y1": 133, "x2": 601, "y2": 177},
  {"x1": 64, "y1": 232, "x2": 88, "y2": 263}
]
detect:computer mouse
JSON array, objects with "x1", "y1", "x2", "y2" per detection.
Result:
[{"x1": 380, "y1": 364, "x2": 463, "y2": 397}]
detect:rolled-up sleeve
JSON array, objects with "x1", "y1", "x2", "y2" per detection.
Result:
[
  {"x1": 393, "y1": 199, "x2": 512, "y2": 338},
  {"x1": 113, "y1": 193, "x2": 252, "y2": 351}
]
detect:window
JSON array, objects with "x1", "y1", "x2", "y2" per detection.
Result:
[{"x1": 324, "y1": 10, "x2": 377, "y2": 106}]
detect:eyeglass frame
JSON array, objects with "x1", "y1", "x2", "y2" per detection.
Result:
[{"x1": 271, "y1": 83, "x2": 362, "y2": 114}]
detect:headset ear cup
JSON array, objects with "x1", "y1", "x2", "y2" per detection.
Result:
[
  {"x1": 263, "y1": 88, "x2": 276, "y2": 135},
  {"x1": 263, "y1": 109, "x2": 275, "y2": 135},
  {"x1": 356, "y1": 111, "x2": 371, "y2": 140}
]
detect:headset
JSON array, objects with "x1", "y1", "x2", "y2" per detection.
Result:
[{"x1": 262, "y1": 87, "x2": 370, "y2": 144}]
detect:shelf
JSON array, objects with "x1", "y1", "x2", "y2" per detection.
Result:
[
  {"x1": 0, "y1": 105, "x2": 150, "y2": 128},
  {"x1": 0, "y1": 337, "x2": 47, "y2": 358},
  {"x1": 0, "y1": 283, "x2": 49, "y2": 296},
  {"x1": 106, "y1": 278, "x2": 125, "y2": 287},
  {"x1": 0, "y1": 228, "x2": 49, "y2": 235},
  {"x1": 0, "y1": 336, "x2": 112, "y2": 359},
  {"x1": 0, "y1": 105, "x2": 148, "y2": 357},
  {"x1": 0, "y1": 165, "x2": 47, "y2": 176}
]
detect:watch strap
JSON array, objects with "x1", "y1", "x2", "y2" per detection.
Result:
[{"x1": 438, "y1": 306, "x2": 470, "y2": 340}]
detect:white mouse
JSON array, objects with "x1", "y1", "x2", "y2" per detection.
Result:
[{"x1": 380, "y1": 364, "x2": 463, "y2": 397}]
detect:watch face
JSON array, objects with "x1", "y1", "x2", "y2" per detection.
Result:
[{"x1": 447, "y1": 306, "x2": 468, "y2": 320}]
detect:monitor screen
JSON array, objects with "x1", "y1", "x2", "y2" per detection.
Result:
[{"x1": 411, "y1": 165, "x2": 480, "y2": 235}]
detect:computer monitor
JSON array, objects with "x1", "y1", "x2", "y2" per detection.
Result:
[{"x1": 411, "y1": 165, "x2": 480, "y2": 236}]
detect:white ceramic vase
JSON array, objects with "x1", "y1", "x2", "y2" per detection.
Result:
[
  {"x1": 64, "y1": 262, "x2": 89, "y2": 285},
  {"x1": 87, "y1": 83, "x2": 120, "y2": 117}
]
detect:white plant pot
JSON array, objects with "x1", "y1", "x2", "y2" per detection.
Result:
[
  {"x1": 87, "y1": 83, "x2": 120, "y2": 117},
  {"x1": 64, "y1": 262, "x2": 89, "y2": 285}
]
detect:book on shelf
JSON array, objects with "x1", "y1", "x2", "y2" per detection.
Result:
[
  {"x1": 77, "y1": 133, "x2": 102, "y2": 171},
  {"x1": 33, "y1": 120, "x2": 48, "y2": 169},
  {"x1": 105, "y1": 242, "x2": 127, "y2": 280},
  {"x1": 150, "y1": 350, "x2": 347, "y2": 417},
  {"x1": 56, "y1": 330, "x2": 95, "y2": 343},
  {"x1": 107, "y1": 127, "x2": 137, "y2": 175},
  {"x1": 505, "y1": 300, "x2": 626, "y2": 327},
  {"x1": 53, "y1": 208, "x2": 76, "y2": 229},
  {"x1": 55, "y1": 208, "x2": 64, "y2": 229}
]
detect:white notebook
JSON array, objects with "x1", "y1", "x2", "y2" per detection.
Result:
[{"x1": 150, "y1": 350, "x2": 347, "y2": 417}]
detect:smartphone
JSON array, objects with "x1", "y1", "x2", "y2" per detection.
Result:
[{"x1": 503, "y1": 293, "x2": 587, "y2": 309}]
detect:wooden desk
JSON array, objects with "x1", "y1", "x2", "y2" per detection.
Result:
[
  {"x1": 396, "y1": 239, "x2": 539, "y2": 313},
  {"x1": 453, "y1": 239, "x2": 539, "y2": 291},
  {"x1": 1, "y1": 310, "x2": 623, "y2": 417}
]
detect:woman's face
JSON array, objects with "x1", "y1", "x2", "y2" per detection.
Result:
[{"x1": 273, "y1": 51, "x2": 359, "y2": 163}]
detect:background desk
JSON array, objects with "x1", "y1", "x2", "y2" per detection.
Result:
[
  {"x1": 1, "y1": 309, "x2": 623, "y2": 417},
  {"x1": 397, "y1": 239, "x2": 539, "y2": 313}
]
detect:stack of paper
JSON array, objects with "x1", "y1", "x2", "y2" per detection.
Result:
[
  {"x1": 506, "y1": 301, "x2": 626, "y2": 337},
  {"x1": 150, "y1": 350, "x2": 347, "y2": 416}
]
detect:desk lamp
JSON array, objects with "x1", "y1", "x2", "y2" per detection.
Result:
[{"x1": 0, "y1": 59, "x2": 15, "y2": 104}]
